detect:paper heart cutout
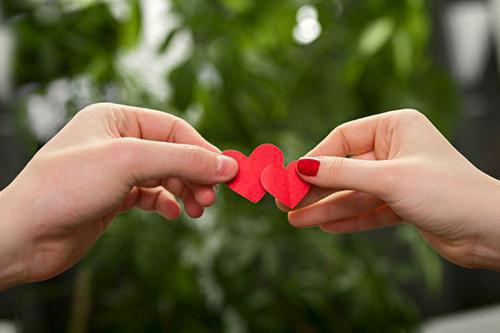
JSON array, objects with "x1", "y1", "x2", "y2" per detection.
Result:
[
  {"x1": 260, "y1": 160, "x2": 310, "y2": 209},
  {"x1": 223, "y1": 144, "x2": 284, "y2": 203}
]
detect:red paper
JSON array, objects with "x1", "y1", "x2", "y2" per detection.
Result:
[
  {"x1": 223, "y1": 144, "x2": 284, "y2": 203},
  {"x1": 260, "y1": 160, "x2": 311, "y2": 209}
]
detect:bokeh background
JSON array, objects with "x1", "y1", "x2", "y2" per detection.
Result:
[{"x1": 1, "y1": 0, "x2": 500, "y2": 332}]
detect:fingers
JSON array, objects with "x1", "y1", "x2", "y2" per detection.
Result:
[
  {"x1": 121, "y1": 185, "x2": 207, "y2": 219},
  {"x1": 288, "y1": 191, "x2": 384, "y2": 227},
  {"x1": 88, "y1": 104, "x2": 224, "y2": 215},
  {"x1": 274, "y1": 152, "x2": 377, "y2": 213},
  {"x1": 94, "y1": 103, "x2": 220, "y2": 152},
  {"x1": 140, "y1": 178, "x2": 216, "y2": 208},
  {"x1": 121, "y1": 186, "x2": 181, "y2": 220},
  {"x1": 307, "y1": 113, "x2": 386, "y2": 157},
  {"x1": 187, "y1": 182, "x2": 216, "y2": 207},
  {"x1": 162, "y1": 178, "x2": 207, "y2": 218},
  {"x1": 180, "y1": 186, "x2": 204, "y2": 218},
  {"x1": 296, "y1": 156, "x2": 394, "y2": 198},
  {"x1": 275, "y1": 187, "x2": 334, "y2": 212},
  {"x1": 114, "y1": 138, "x2": 238, "y2": 185},
  {"x1": 319, "y1": 205, "x2": 402, "y2": 234}
]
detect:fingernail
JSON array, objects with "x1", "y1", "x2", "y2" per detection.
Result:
[
  {"x1": 216, "y1": 155, "x2": 238, "y2": 177},
  {"x1": 297, "y1": 157, "x2": 321, "y2": 176}
]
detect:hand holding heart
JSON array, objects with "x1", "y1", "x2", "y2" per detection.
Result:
[
  {"x1": 223, "y1": 144, "x2": 310, "y2": 209},
  {"x1": 0, "y1": 103, "x2": 238, "y2": 289},
  {"x1": 284, "y1": 110, "x2": 500, "y2": 271}
]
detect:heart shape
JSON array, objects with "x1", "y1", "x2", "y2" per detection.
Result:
[
  {"x1": 260, "y1": 160, "x2": 310, "y2": 209},
  {"x1": 223, "y1": 144, "x2": 284, "y2": 203}
]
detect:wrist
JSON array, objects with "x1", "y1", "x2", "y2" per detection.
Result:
[
  {"x1": 471, "y1": 177, "x2": 500, "y2": 270},
  {"x1": 0, "y1": 187, "x2": 30, "y2": 289}
]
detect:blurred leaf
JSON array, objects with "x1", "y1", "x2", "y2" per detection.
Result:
[
  {"x1": 222, "y1": 0, "x2": 252, "y2": 13},
  {"x1": 392, "y1": 28, "x2": 413, "y2": 77},
  {"x1": 11, "y1": 2, "x2": 120, "y2": 85},
  {"x1": 359, "y1": 17, "x2": 395, "y2": 56},
  {"x1": 169, "y1": 59, "x2": 196, "y2": 112},
  {"x1": 119, "y1": 0, "x2": 142, "y2": 49},
  {"x1": 158, "y1": 27, "x2": 181, "y2": 53}
]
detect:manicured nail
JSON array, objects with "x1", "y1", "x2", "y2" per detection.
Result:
[
  {"x1": 297, "y1": 157, "x2": 321, "y2": 176},
  {"x1": 217, "y1": 155, "x2": 238, "y2": 177}
]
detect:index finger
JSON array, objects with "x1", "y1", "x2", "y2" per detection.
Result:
[
  {"x1": 307, "y1": 113, "x2": 386, "y2": 158},
  {"x1": 103, "y1": 103, "x2": 220, "y2": 153}
]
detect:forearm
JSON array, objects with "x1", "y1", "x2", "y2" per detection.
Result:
[{"x1": 0, "y1": 187, "x2": 30, "y2": 289}]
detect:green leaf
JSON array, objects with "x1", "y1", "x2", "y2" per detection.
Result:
[
  {"x1": 158, "y1": 27, "x2": 180, "y2": 53},
  {"x1": 358, "y1": 17, "x2": 395, "y2": 56},
  {"x1": 221, "y1": 0, "x2": 252, "y2": 13},
  {"x1": 119, "y1": 0, "x2": 142, "y2": 49},
  {"x1": 392, "y1": 28, "x2": 413, "y2": 77},
  {"x1": 169, "y1": 59, "x2": 196, "y2": 111}
]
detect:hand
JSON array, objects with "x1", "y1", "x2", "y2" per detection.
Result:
[
  {"x1": 286, "y1": 109, "x2": 500, "y2": 270},
  {"x1": 0, "y1": 103, "x2": 238, "y2": 288}
]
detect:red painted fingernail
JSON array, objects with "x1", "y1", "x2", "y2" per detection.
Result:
[{"x1": 296, "y1": 157, "x2": 321, "y2": 176}]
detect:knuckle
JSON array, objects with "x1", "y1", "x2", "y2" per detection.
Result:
[
  {"x1": 79, "y1": 102, "x2": 114, "y2": 116},
  {"x1": 371, "y1": 162, "x2": 400, "y2": 194},
  {"x1": 328, "y1": 125, "x2": 352, "y2": 155},
  {"x1": 329, "y1": 156, "x2": 347, "y2": 174},
  {"x1": 76, "y1": 103, "x2": 119, "y2": 124},
  {"x1": 180, "y1": 144, "x2": 215, "y2": 172},
  {"x1": 335, "y1": 122, "x2": 350, "y2": 132},
  {"x1": 398, "y1": 109, "x2": 428, "y2": 124},
  {"x1": 172, "y1": 116, "x2": 191, "y2": 131},
  {"x1": 108, "y1": 138, "x2": 141, "y2": 169},
  {"x1": 168, "y1": 116, "x2": 195, "y2": 141}
]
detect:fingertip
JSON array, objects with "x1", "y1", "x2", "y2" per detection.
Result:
[
  {"x1": 319, "y1": 225, "x2": 338, "y2": 234},
  {"x1": 187, "y1": 206, "x2": 204, "y2": 218},
  {"x1": 164, "y1": 203, "x2": 182, "y2": 220},
  {"x1": 194, "y1": 186, "x2": 216, "y2": 207},
  {"x1": 159, "y1": 193, "x2": 182, "y2": 220},
  {"x1": 296, "y1": 157, "x2": 321, "y2": 177},
  {"x1": 180, "y1": 187, "x2": 203, "y2": 218},
  {"x1": 216, "y1": 155, "x2": 238, "y2": 180},
  {"x1": 319, "y1": 221, "x2": 355, "y2": 234},
  {"x1": 287, "y1": 211, "x2": 302, "y2": 228},
  {"x1": 287, "y1": 209, "x2": 314, "y2": 229},
  {"x1": 275, "y1": 199, "x2": 291, "y2": 212}
]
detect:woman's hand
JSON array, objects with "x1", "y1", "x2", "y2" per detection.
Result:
[
  {"x1": 287, "y1": 109, "x2": 500, "y2": 270},
  {"x1": 0, "y1": 103, "x2": 237, "y2": 289}
]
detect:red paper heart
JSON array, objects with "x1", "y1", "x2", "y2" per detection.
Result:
[
  {"x1": 223, "y1": 144, "x2": 284, "y2": 203},
  {"x1": 260, "y1": 160, "x2": 310, "y2": 209}
]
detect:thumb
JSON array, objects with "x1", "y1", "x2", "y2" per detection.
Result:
[
  {"x1": 296, "y1": 156, "x2": 392, "y2": 197},
  {"x1": 116, "y1": 138, "x2": 238, "y2": 185}
]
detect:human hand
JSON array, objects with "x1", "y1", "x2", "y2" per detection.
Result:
[
  {"x1": 286, "y1": 110, "x2": 500, "y2": 270},
  {"x1": 0, "y1": 103, "x2": 237, "y2": 288}
]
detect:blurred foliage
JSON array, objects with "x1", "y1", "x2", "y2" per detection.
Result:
[{"x1": 1, "y1": 0, "x2": 458, "y2": 332}]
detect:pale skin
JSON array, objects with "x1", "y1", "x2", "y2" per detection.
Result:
[
  {"x1": 286, "y1": 109, "x2": 500, "y2": 270},
  {"x1": 0, "y1": 103, "x2": 238, "y2": 290},
  {"x1": 0, "y1": 106, "x2": 499, "y2": 291}
]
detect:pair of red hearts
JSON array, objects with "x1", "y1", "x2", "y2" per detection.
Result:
[{"x1": 223, "y1": 144, "x2": 310, "y2": 209}]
